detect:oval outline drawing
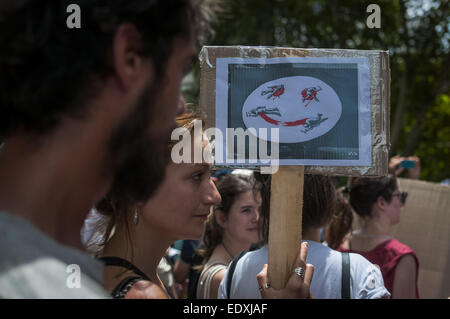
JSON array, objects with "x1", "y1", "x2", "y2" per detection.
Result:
[{"x1": 241, "y1": 76, "x2": 342, "y2": 143}]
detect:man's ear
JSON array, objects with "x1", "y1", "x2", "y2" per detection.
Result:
[
  {"x1": 112, "y1": 23, "x2": 154, "y2": 90},
  {"x1": 214, "y1": 209, "x2": 228, "y2": 229}
]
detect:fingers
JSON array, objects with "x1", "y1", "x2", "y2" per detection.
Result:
[
  {"x1": 256, "y1": 243, "x2": 313, "y2": 299},
  {"x1": 286, "y1": 242, "x2": 309, "y2": 285},
  {"x1": 256, "y1": 264, "x2": 267, "y2": 286},
  {"x1": 283, "y1": 249, "x2": 313, "y2": 299},
  {"x1": 408, "y1": 156, "x2": 421, "y2": 168},
  {"x1": 390, "y1": 155, "x2": 404, "y2": 166},
  {"x1": 299, "y1": 241, "x2": 308, "y2": 263},
  {"x1": 303, "y1": 263, "x2": 314, "y2": 287},
  {"x1": 287, "y1": 242, "x2": 308, "y2": 285},
  {"x1": 257, "y1": 260, "x2": 314, "y2": 299},
  {"x1": 256, "y1": 264, "x2": 270, "y2": 298},
  {"x1": 393, "y1": 155, "x2": 403, "y2": 161},
  {"x1": 389, "y1": 155, "x2": 404, "y2": 174}
]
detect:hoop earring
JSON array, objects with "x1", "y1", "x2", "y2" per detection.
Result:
[{"x1": 133, "y1": 207, "x2": 139, "y2": 225}]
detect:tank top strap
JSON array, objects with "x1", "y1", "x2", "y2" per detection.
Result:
[{"x1": 99, "y1": 256, "x2": 150, "y2": 280}]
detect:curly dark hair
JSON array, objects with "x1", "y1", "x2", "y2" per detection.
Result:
[
  {"x1": 325, "y1": 187, "x2": 354, "y2": 250},
  {"x1": 260, "y1": 174, "x2": 336, "y2": 244},
  {"x1": 0, "y1": 0, "x2": 209, "y2": 138}
]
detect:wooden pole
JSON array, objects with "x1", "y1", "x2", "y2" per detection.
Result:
[{"x1": 268, "y1": 166, "x2": 304, "y2": 290}]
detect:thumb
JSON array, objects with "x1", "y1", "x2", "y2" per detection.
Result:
[{"x1": 256, "y1": 264, "x2": 269, "y2": 298}]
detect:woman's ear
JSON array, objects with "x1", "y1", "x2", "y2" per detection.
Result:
[
  {"x1": 138, "y1": 202, "x2": 146, "y2": 210},
  {"x1": 375, "y1": 196, "x2": 387, "y2": 211},
  {"x1": 214, "y1": 209, "x2": 228, "y2": 229}
]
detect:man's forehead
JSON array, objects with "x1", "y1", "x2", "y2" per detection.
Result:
[{"x1": 185, "y1": 163, "x2": 211, "y2": 170}]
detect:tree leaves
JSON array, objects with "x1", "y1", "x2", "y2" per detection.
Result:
[{"x1": 184, "y1": 0, "x2": 449, "y2": 181}]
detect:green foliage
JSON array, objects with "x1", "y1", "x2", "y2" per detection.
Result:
[
  {"x1": 415, "y1": 94, "x2": 450, "y2": 181},
  {"x1": 183, "y1": 0, "x2": 450, "y2": 182}
]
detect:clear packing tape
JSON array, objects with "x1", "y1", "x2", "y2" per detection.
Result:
[{"x1": 199, "y1": 46, "x2": 390, "y2": 177}]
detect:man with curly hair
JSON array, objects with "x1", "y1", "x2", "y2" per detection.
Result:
[{"x1": 0, "y1": 0, "x2": 207, "y2": 298}]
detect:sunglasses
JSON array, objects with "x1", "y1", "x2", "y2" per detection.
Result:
[{"x1": 392, "y1": 192, "x2": 408, "y2": 204}]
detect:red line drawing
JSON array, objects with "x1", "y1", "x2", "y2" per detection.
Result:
[
  {"x1": 301, "y1": 86, "x2": 322, "y2": 107},
  {"x1": 259, "y1": 113, "x2": 281, "y2": 125},
  {"x1": 261, "y1": 84, "x2": 285, "y2": 100}
]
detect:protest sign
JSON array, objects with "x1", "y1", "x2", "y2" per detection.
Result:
[
  {"x1": 199, "y1": 46, "x2": 390, "y2": 289},
  {"x1": 199, "y1": 46, "x2": 390, "y2": 176}
]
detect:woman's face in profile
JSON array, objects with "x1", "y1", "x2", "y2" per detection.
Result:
[
  {"x1": 385, "y1": 188, "x2": 404, "y2": 225},
  {"x1": 141, "y1": 134, "x2": 221, "y2": 241}
]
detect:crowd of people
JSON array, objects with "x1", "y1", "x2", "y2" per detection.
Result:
[{"x1": 0, "y1": 0, "x2": 421, "y2": 299}]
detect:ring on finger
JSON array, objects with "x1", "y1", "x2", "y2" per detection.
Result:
[
  {"x1": 293, "y1": 266, "x2": 305, "y2": 279},
  {"x1": 258, "y1": 282, "x2": 270, "y2": 292}
]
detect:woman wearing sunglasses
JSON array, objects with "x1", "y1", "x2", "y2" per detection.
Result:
[{"x1": 338, "y1": 175, "x2": 419, "y2": 298}]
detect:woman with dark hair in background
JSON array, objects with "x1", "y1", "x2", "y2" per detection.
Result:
[
  {"x1": 219, "y1": 175, "x2": 390, "y2": 299},
  {"x1": 196, "y1": 170, "x2": 314, "y2": 299},
  {"x1": 338, "y1": 175, "x2": 420, "y2": 299},
  {"x1": 196, "y1": 171, "x2": 263, "y2": 299},
  {"x1": 325, "y1": 186, "x2": 354, "y2": 250}
]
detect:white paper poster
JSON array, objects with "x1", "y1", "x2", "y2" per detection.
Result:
[{"x1": 215, "y1": 57, "x2": 371, "y2": 166}]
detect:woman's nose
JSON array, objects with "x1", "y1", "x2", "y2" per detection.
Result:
[{"x1": 252, "y1": 209, "x2": 261, "y2": 222}]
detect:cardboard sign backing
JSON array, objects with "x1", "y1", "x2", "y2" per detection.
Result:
[{"x1": 199, "y1": 46, "x2": 390, "y2": 176}]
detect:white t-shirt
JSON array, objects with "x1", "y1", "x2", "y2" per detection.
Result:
[
  {"x1": 218, "y1": 241, "x2": 390, "y2": 299},
  {"x1": 0, "y1": 212, "x2": 108, "y2": 298}
]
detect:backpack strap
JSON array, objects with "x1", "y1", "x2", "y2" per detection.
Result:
[
  {"x1": 186, "y1": 252, "x2": 204, "y2": 299},
  {"x1": 188, "y1": 268, "x2": 200, "y2": 299},
  {"x1": 226, "y1": 251, "x2": 247, "y2": 299},
  {"x1": 341, "y1": 252, "x2": 351, "y2": 299}
]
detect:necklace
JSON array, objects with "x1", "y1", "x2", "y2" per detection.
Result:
[
  {"x1": 349, "y1": 231, "x2": 392, "y2": 251},
  {"x1": 351, "y1": 230, "x2": 391, "y2": 239},
  {"x1": 221, "y1": 243, "x2": 235, "y2": 260}
]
